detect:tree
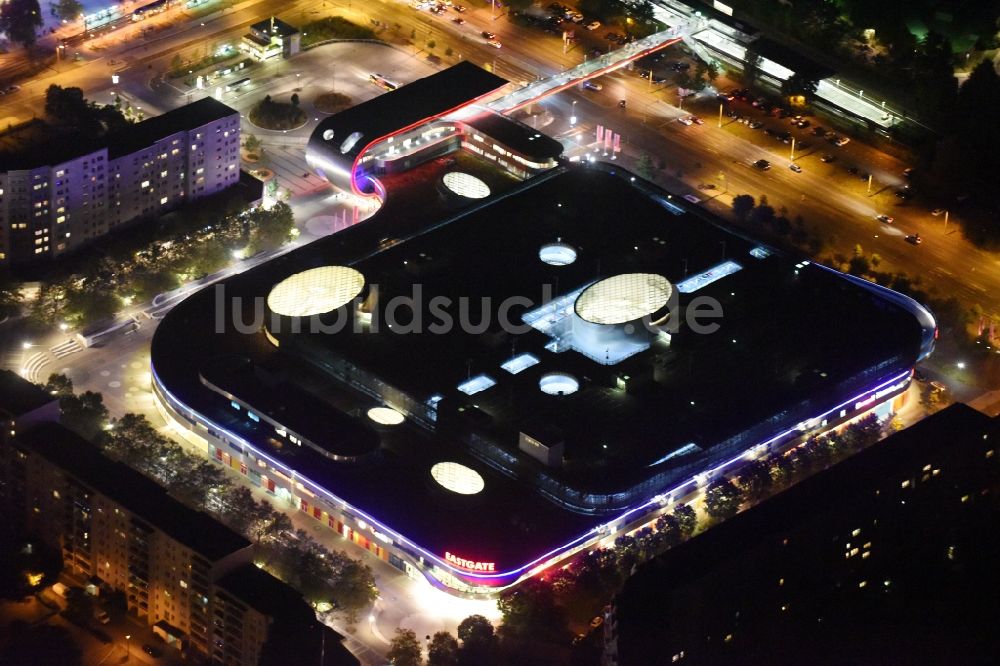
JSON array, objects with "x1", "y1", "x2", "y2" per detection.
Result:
[
  {"x1": 654, "y1": 513, "x2": 681, "y2": 548},
  {"x1": 749, "y1": 203, "x2": 775, "y2": 226},
  {"x1": 243, "y1": 133, "x2": 262, "y2": 152},
  {"x1": 387, "y1": 628, "x2": 423, "y2": 666},
  {"x1": 0, "y1": 276, "x2": 22, "y2": 320},
  {"x1": 497, "y1": 577, "x2": 569, "y2": 646},
  {"x1": 0, "y1": 0, "x2": 43, "y2": 48},
  {"x1": 635, "y1": 153, "x2": 656, "y2": 180},
  {"x1": 55, "y1": 0, "x2": 83, "y2": 22},
  {"x1": 732, "y1": 194, "x2": 755, "y2": 222},
  {"x1": 741, "y1": 47, "x2": 762, "y2": 87},
  {"x1": 705, "y1": 479, "x2": 743, "y2": 520},
  {"x1": 457, "y1": 615, "x2": 497, "y2": 666},
  {"x1": 427, "y1": 632, "x2": 459, "y2": 666},
  {"x1": 247, "y1": 201, "x2": 295, "y2": 254},
  {"x1": 738, "y1": 458, "x2": 772, "y2": 501},
  {"x1": 43, "y1": 373, "x2": 74, "y2": 397},
  {"x1": 427, "y1": 39, "x2": 436, "y2": 50},
  {"x1": 673, "y1": 503, "x2": 697, "y2": 538},
  {"x1": 170, "y1": 53, "x2": 184, "y2": 71},
  {"x1": 781, "y1": 72, "x2": 819, "y2": 102},
  {"x1": 60, "y1": 391, "x2": 108, "y2": 439},
  {"x1": 98, "y1": 412, "x2": 166, "y2": 469},
  {"x1": 290, "y1": 93, "x2": 300, "y2": 107}
]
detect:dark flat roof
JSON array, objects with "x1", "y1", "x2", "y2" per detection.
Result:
[
  {"x1": 752, "y1": 37, "x2": 834, "y2": 80},
  {"x1": 107, "y1": 97, "x2": 238, "y2": 159},
  {"x1": 16, "y1": 423, "x2": 251, "y2": 561},
  {"x1": 460, "y1": 110, "x2": 564, "y2": 162},
  {"x1": 0, "y1": 369, "x2": 57, "y2": 418},
  {"x1": 200, "y1": 355, "x2": 381, "y2": 458},
  {"x1": 0, "y1": 120, "x2": 104, "y2": 171},
  {"x1": 309, "y1": 62, "x2": 507, "y2": 165},
  {"x1": 152, "y1": 164, "x2": 925, "y2": 571},
  {"x1": 250, "y1": 17, "x2": 298, "y2": 37},
  {"x1": 216, "y1": 563, "x2": 315, "y2": 623}
]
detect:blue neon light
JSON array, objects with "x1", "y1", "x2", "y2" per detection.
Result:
[
  {"x1": 676, "y1": 260, "x2": 742, "y2": 293},
  {"x1": 151, "y1": 363, "x2": 911, "y2": 583}
]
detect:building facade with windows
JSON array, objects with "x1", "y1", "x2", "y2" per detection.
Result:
[
  {"x1": 0, "y1": 97, "x2": 240, "y2": 266},
  {"x1": 4, "y1": 422, "x2": 358, "y2": 665}
]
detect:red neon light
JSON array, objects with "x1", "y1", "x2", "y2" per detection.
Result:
[
  {"x1": 445, "y1": 551, "x2": 496, "y2": 572},
  {"x1": 349, "y1": 85, "x2": 507, "y2": 200}
]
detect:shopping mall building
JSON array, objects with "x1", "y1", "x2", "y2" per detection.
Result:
[{"x1": 151, "y1": 64, "x2": 936, "y2": 597}]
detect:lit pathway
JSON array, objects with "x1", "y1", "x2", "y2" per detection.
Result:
[{"x1": 487, "y1": 27, "x2": 686, "y2": 113}]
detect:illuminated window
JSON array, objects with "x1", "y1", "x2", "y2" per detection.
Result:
[{"x1": 141, "y1": 180, "x2": 150, "y2": 188}]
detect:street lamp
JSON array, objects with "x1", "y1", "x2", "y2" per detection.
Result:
[
  {"x1": 570, "y1": 99, "x2": 577, "y2": 126},
  {"x1": 125, "y1": 634, "x2": 131, "y2": 659}
]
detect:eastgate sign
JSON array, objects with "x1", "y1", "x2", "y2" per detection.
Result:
[{"x1": 445, "y1": 552, "x2": 496, "y2": 572}]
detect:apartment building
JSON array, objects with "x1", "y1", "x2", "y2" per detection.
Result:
[
  {"x1": 7, "y1": 421, "x2": 356, "y2": 665},
  {"x1": 0, "y1": 97, "x2": 240, "y2": 266}
]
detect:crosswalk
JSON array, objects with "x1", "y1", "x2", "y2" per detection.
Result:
[{"x1": 51, "y1": 338, "x2": 83, "y2": 359}]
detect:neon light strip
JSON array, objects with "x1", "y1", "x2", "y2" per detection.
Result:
[{"x1": 152, "y1": 361, "x2": 911, "y2": 583}]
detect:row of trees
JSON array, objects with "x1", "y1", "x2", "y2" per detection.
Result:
[
  {"x1": 19, "y1": 199, "x2": 294, "y2": 329},
  {"x1": 387, "y1": 614, "x2": 504, "y2": 666},
  {"x1": 44, "y1": 85, "x2": 130, "y2": 136},
  {"x1": 43, "y1": 374, "x2": 377, "y2": 619}
]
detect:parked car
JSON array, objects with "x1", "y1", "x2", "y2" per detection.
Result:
[
  {"x1": 811, "y1": 126, "x2": 826, "y2": 136},
  {"x1": 820, "y1": 154, "x2": 835, "y2": 163},
  {"x1": 875, "y1": 214, "x2": 894, "y2": 224},
  {"x1": 748, "y1": 120, "x2": 763, "y2": 129},
  {"x1": 590, "y1": 616, "x2": 604, "y2": 629},
  {"x1": 586, "y1": 20, "x2": 601, "y2": 30},
  {"x1": 451, "y1": 17, "x2": 465, "y2": 24},
  {"x1": 931, "y1": 208, "x2": 945, "y2": 216},
  {"x1": 902, "y1": 167, "x2": 914, "y2": 179},
  {"x1": 753, "y1": 159, "x2": 771, "y2": 171},
  {"x1": 795, "y1": 119, "x2": 810, "y2": 128},
  {"x1": 833, "y1": 136, "x2": 850, "y2": 146},
  {"x1": 677, "y1": 116, "x2": 694, "y2": 125},
  {"x1": 789, "y1": 163, "x2": 802, "y2": 173},
  {"x1": 906, "y1": 234, "x2": 922, "y2": 245}
]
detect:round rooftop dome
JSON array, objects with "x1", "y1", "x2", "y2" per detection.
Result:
[
  {"x1": 442, "y1": 172, "x2": 490, "y2": 199},
  {"x1": 267, "y1": 266, "x2": 365, "y2": 318},
  {"x1": 431, "y1": 462, "x2": 485, "y2": 495},
  {"x1": 574, "y1": 273, "x2": 673, "y2": 325},
  {"x1": 539, "y1": 242, "x2": 577, "y2": 266},
  {"x1": 539, "y1": 372, "x2": 579, "y2": 395}
]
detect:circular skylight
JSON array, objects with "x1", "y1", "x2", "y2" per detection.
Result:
[
  {"x1": 539, "y1": 372, "x2": 579, "y2": 395},
  {"x1": 322, "y1": 129, "x2": 335, "y2": 141},
  {"x1": 442, "y1": 172, "x2": 490, "y2": 199},
  {"x1": 539, "y1": 242, "x2": 577, "y2": 266},
  {"x1": 367, "y1": 407, "x2": 404, "y2": 426},
  {"x1": 267, "y1": 266, "x2": 365, "y2": 318},
  {"x1": 431, "y1": 462, "x2": 485, "y2": 495},
  {"x1": 340, "y1": 131, "x2": 363, "y2": 154},
  {"x1": 575, "y1": 273, "x2": 672, "y2": 325}
]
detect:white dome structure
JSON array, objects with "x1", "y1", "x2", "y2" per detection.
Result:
[
  {"x1": 267, "y1": 266, "x2": 365, "y2": 318},
  {"x1": 574, "y1": 273, "x2": 673, "y2": 325}
]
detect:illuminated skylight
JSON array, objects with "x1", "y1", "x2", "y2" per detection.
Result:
[
  {"x1": 442, "y1": 172, "x2": 491, "y2": 199},
  {"x1": 367, "y1": 407, "x2": 404, "y2": 425},
  {"x1": 431, "y1": 462, "x2": 485, "y2": 494},
  {"x1": 267, "y1": 266, "x2": 365, "y2": 317},
  {"x1": 501, "y1": 353, "x2": 540, "y2": 374},
  {"x1": 575, "y1": 273, "x2": 672, "y2": 325},
  {"x1": 539, "y1": 372, "x2": 579, "y2": 395},
  {"x1": 457, "y1": 374, "x2": 496, "y2": 395},
  {"x1": 539, "y1": 242, "x2": 577, "y2": 266}
]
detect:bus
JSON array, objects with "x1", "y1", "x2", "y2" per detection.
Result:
[
  {"x1": 132, "y1": 0, "x2": 175, "y2": 20},
  {"x1": 224, "y1": 77, "x2": 251, "y2": 93}
]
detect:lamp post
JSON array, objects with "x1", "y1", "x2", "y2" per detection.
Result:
[
  {"x1": 718, "y1": 103, "x2": 723, "y2": 128},
  {"x1": 789, "y1": 136, "x2": 795, "y2": 161},
  {"x1": 866, "y1": 173, "x2": 873, "y2": 194},
  {"x1": 125, "y1": 634, "x2": 131, "y2": 660},
  {"x1": 944, "y1": 210, "x2": 949, "y2": 232}
]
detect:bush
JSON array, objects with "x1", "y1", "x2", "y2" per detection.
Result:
[
  {"x1": 300, "y1": 16, "x2": 377, "y2": 48},
  {"x1": 248, "y1": 96, "x2": 307, "y2": 131}
]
